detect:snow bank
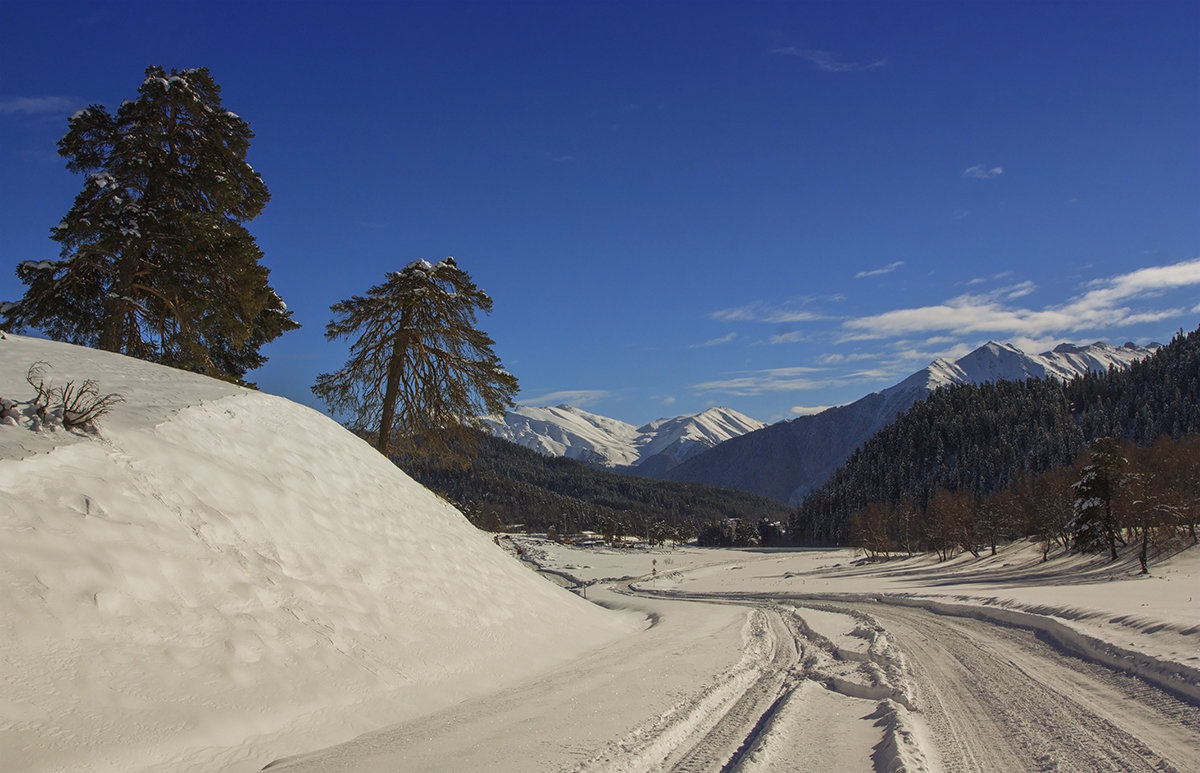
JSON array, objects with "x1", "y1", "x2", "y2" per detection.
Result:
[{"x1": 0, "y1": 334, "x2": 633, "y2": 772}]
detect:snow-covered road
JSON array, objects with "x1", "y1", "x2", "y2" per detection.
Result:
[
  {"x1": 267, "y1": 549, "x2": 1200, "y2": 773},
  {"x1": 836, "y1": 599, "x2": 1200, "y2": 772}
]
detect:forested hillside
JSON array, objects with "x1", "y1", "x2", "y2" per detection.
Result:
[
  {"x1": 395, "y1": 431, "x2": 792, "y2": 540},
  {"x1": 793, "y1": 326, "x2": 1200, "y2": 546}
]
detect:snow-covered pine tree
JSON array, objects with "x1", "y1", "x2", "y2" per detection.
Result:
[
  {"x1": 312, "y1": 258, "x2": 519, "y2": 463},
  {"x1": 1071, "y1": 437, "x2": 1126, "y2": 560},
  {"x1": 2, "y1": 66, "x2": 296, "y2": 384}
]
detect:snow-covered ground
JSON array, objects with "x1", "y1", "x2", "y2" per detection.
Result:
[
  {"x1": 513, "y1": 539, "x2": 1200, "y2": 772},
  {"x1": 0, "y1": 333, "x2": 636, "y2": 773},
  {"x1": 3, "y1": 332, "x2": 1197, "y2": 772}
]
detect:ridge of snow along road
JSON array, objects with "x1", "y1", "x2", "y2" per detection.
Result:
[{"x1": 0, "y1": 333, "x2": 636, "y2": 773}]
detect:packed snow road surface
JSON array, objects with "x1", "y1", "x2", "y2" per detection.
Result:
[
  {"x1": 267, "y1": 578, "x2": 1200, "y2": 773},
  {"x1": 839, "y1": 599, "x2": 1200, "y2": 773}
]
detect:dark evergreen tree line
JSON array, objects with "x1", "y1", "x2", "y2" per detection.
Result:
[
  {"x1": 794, "y1": 326, "x2": 1200, "y2": 547},
  {"x1": 395, "y1": 430, "x2": 792, "y2": 539}
]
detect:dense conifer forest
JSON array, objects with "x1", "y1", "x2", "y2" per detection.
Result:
[
  {"x1": 792, "y1": 326, "x2": 1200, "y2": 549},
  {"x1": 395, "y1": 431, "x2": 792, "y2": 541}
]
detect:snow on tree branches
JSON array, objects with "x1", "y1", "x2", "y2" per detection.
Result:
[
  {"x1": 312, "y1": 257, "x2": 519, "y2": 463},
  {"x1": 1, "y1": 66, "x2": 297, "y2": 384}
]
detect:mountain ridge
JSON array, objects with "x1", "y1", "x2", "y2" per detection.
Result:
[
  {"x1": 482, "y1": 404, "x2": 765, "y2": 473},
  {"x1": 664, "y1": 339, "x2": 1158, "y2": 503}
]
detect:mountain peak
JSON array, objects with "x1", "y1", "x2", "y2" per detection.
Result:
[
  {"x1": 486, "y1": 404, "x2": 764, "y2": 470},
  {"x1": 663, "y1": 335, "x2": 1161, "y2": 505}
]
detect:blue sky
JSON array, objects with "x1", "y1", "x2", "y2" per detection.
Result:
[{"x1": 2, "y1": 1, "x2": 1198, "y2": 425}]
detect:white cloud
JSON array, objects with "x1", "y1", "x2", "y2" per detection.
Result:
[
  {"x1": 518, "y1": 389, "x2": 610, "y2": 408},
  {"x1": 1002, "y1": 280, "x2": 1037, "y2": 299},
  {"x1": 711, "y1": 302, "x2": 823, "y2": 324},
  {"x1": 693, "y1": 366, "x2": 849, "y2": 397},
  {"x1": 790, "y1": 404, "x2": 835, "y2": 417},
  {"x1": 0, "y1": 96, "x2": 75, "y2": 115},
  {"x1": 966, "y1": 271, "x2": 1013, "y2": 286},
  {"x1": 818, "y1": 351, "x2": 880, "y2": 365},
  {"x1": 962, "y1": 164, "x2": 1004, "y2": 180},
  {"x1": 772, "y1": 47, "x2": 886, "y2": 72},
  {"x1": 855, "y1": 261, "x2": 904, "y2": 279},
  {"x1": 692, "y1": 332, "x2": 737, "y2": 348},
  {"x1": 839, "y1": 257, "x2": 1200, "y2": 342}
]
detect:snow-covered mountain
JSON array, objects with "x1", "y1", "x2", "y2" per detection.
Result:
[
  {"x1": 663, "y1": 339, "x2": 1159, "y2": 504},
  {"x1": 482, "y1": 404, "x2": 765, "y2": 473},
  {"x1": 0, "y1": 333, "x2": 631, "y2": 773}
]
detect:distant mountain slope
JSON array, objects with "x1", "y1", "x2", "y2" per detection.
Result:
[
  {"x1": 663, "y1": 340, "x2": 1158, "y2": 504},
  {"x1": 792, "y1": 326, "x2": 1200, "y2": 545},
  {"x1": 482, "y1": 404, "x2": 764, "y2": 473}
]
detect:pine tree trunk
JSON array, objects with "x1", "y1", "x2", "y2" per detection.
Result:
[
  {"x1": 376, "y1": 308, "x2": 412, "y2": 457},
  {"x1": 377, "y1": 337, "x2": 405, "y2": 457},
  {"x1": 100, "y1": 253, "x2": 139, "y2": 353},
  {"x1": 1139, "y1": 524, "x2": 1148, "y2": 574},
  {"x1": 1105, "y1": 502, "x2": 1118, "y2": 561}
]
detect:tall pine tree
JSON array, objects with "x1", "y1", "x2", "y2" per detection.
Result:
[
  {"x1": 2, "y1": 66, "x2": 296, "y2": 384},
  {"x1": 313, "y1": 258, "x2": 519, "y2": 463}
]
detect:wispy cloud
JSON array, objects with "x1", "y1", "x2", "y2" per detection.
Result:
[
  {"x1": 0, "y1": 96, "x2": 76, "y2": 115},
  {"x1": 769, "y1": 331, "x2": 805, "y2": 345},
  {"x1": 839, "y1": 257, "x2": 1200, "y2": 342},
  {"x1": 965, "y1": 271, "x2": 1013, "y2": 286},
  {"x1": 693, "y1": 366, "x2": 837, "y2": 397},
  {"x1": 692, "y1": 332, "x2": 737, "y2": 348},
  {"x1": 818, "y1": 351, "x2": 880, "y2": 365},
  {"x1": 963, "y1": 164, "x2": 1004, "y2": 180},
  {"x1": 773, "y1": 47, "x2": 886, "y2": 72},
  {"x1": 518, "y1": 389, "x2": 611, "y2": 408},
  {"x1": 790, "y1": 404, "x2": 836, "y2": 416},
  {"x1": 855, "y1": 261, "x2": 904, "y2": 279},
  {"x1": 711, "y1": 302, "x2": 823, "y2": 324}
]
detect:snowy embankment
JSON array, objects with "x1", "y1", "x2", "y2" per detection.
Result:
[{"x1": 0, "y1": 333, "x2": 636, "y2": 773}]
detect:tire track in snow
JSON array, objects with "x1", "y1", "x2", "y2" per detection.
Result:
[
  {"x1": 858, "y1": 602, "x2": 1200, "y2": 773},
  {"x1": 578, "y1": 592, "x2": 924, "y2": 773},
  {"x1": 660, "y1": 607, "x2": 800, "y2": 773},
  {"x1": 626, "y1": 586, "x2": 1198, "y2": 773}
]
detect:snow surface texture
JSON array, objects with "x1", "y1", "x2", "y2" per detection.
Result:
[
  {"x1": 482, "y1": 404, "x2": 765, "y2": 470},
  {"x1": 0, "y1": 334, "x2": 633, "y2": 773}
]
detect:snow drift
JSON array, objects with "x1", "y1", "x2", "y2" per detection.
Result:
[{"x1": 0, "y1": 333, "x2": 632, "y2": 773}]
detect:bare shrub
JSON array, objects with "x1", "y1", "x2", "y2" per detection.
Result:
[
  {"x1": 23, "y1": 362, "x2": 124, "y2": 431},
  {"x1": 25, "y1": 362, "x2": 56, "y2": 422},
  {"x1": 60, "y1": 379, "x2": 124, "y2": 430}
]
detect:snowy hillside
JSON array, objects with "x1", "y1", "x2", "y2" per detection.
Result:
[
  {"x1": 483, "y1": 404, "x2": 764, "y2": 472},
  {"x1": 921, "y1": 340, "x2": 1154, "y2": 390},
  {"x1": 665, "y1": 339, "x2": 1159, "y2": 503},
  {"x1": 0, "y1": 333, "x2": 632, "y2": 773}
]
